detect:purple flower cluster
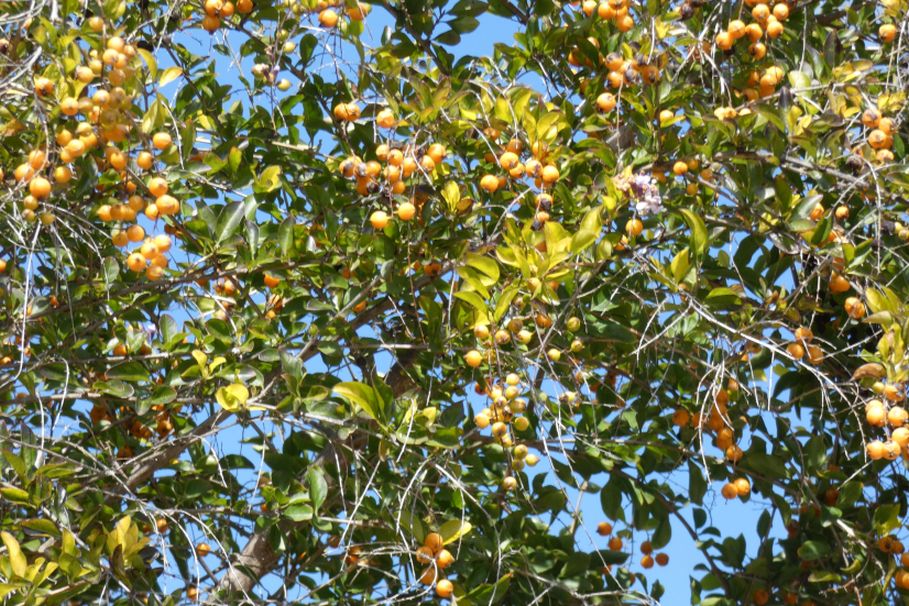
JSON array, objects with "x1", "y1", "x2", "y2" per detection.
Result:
[{"x1": 628, "y1": 173, "x2": 664, "y2": 216}]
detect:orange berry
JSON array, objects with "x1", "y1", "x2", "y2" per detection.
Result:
[
  {"x1": 29, "y1": 176, "x2": 52, "y2": 199},
  {"x1": 423, "y1": 532, "x2": 444, "y2": 554},
  {"x1": 152, "y1": 132, "x2": 173, "y2": 150},
  {"x1": 319, "y1": 9, "x2": 339, "y2": 28}
]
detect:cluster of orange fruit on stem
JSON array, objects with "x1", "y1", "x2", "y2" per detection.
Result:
[
  {"x1": 198, "y1": 0, "x2": 246, "y2": 33},
  {"x1": 785, "y1": 326, "x2": 825, "y2": 366},
  {"x1": 333, "y1": 104, "x2": 447, "y2": 228},
  {"x1": 596, "y1": 522, "x2": 670, "y2": 570},
  {"x1": 864, "y1": 388, "x2": 909, "y2": 461},
  {"x1": 573, "y1": 42, "x2": 662, "y2": 88},
  {"x1": 716, "y1": 0, "x2": 788, "y2": 55},
  {"x1": 577, "y1": 0, "x2": 636, "y2": 32},
  {"x1": 860, "y1": 107, "x2": 897, "y2": 164},
  {"x1": 469, "y1": 371, "x2": 540, "y2": 490},
  {"x1": 16, "y1": 28, "x2": 152, "y2": 224},
  {"x1": 479, "y1": 134, "x2": 558, "y2": 214},
  {"x1": 16, "y1": 17, "x2": 185, "y2": 281},
  {"x1": 672, "y1": 383, "x2": 748, "y2": 464},
  {"x1": 316, "y1": 1, "x2": 371, "y2": 28},
  {"x1": 416, "y1": 532, "x2": 455, "y2": 599},
  {"x1": 96, "y1": 130, "x2": 178, "y2": 281}
]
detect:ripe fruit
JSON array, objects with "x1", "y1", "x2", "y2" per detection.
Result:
[
  {"x1": 436, "y1": 549, "x2": 454, "y2": 568},
  {"x1": 596, "y1": 92, "x2": 616, "y2": 112},
  {"x1": 186, "y1": 586, "x2": 199, "y2": 601},
  {"x1": 607, "y1": 536, "x2": 623, "y2": 551},
  {"x1": 721, "y1": 482, "x2": 739, "y2": 499},
  {"x1": 29, "y1": 176, "x2": 52, "y2": 199},
  {"x1": 152, "y1": 132, "x2": 173, "y2": 150},
  {"x1": 127, "y1": 253, "x2": 146, "y2": 273},
  {"x1": 626, "y1": 218, "x2": 643, "y2": 237},
  {"x1": 319, "y1": 9, "x2": 339, "y2": 27},
  {"x1": 540, "y1": 165, "x2": 560, "y2": 184},
  {"x1": 879, "y1": 23, "x2": 897, "y2": 43},
  {"x1": 464, "y1": 350, "x2": 483, "y2": 368},
  {"x1": 480, "y1": 174, "x2": 499, "y2": 193},
  {"x1": 127, "y1": 225, "x2": 145, "y2": 242},
  {"x1": 156, "y1": 195, "x2": 179, "y2": 215},
  {"x1": 54, "y1": 166, "x2": 72, "y2": 184},
  {"x1": 333, "y1": 102, "x2": 361, "y2": 122},
  {"x1": 844, "y1": 297, "x2": 865, "y2": 319},
  {"x1": 888, "y1": 406, "x2": 908, "y2": 428},
  {"x1": 397, "y1": 202, "x2": 416, "y2": 221},
  {"x1": 424, "y1": 532, "x2": 443, "y2": 554},
  {"x1": 753, "y1": 588, "x2": 769, "y2": 606},
  {"x1": 416, "y1": 545, "x2": 434, "y2": 563},
  {"x1": 866, "y1": 440, "x2": 886, "y2": 460},
  {"x1": 597, "y1": 521, "x2": 613, "y2": 536},
  {"x1": 794, "y1": 326, "x2": 813, "y2": 342},
  {"x1": 34, "y1": 77, "x2": 54, "y2": 96},
  {"x1": 369, "y1": 210, "x2": 389, "y2": 229},
  {"x1": 195, "y1": 543, "x2": 211, "y2": 557},
  {"x1": 148, "y1": 177, "x2": 168, "y2": 197},
  {"x1": 715, "y1": 31, "x2": 733, "y2": 50},
  {"x1": 655, "y1": 552, "x2": 669, "y2": 566},
  {"x1": 263, "y1": 273, "x2": 280, "y2": 288},
  {"x1": 435, "y1": 579, "x2": 454, "y2": 599},
  {"x1": 375, "y1": 108, "x2": 396, "y2": 128},
  {"x1": 672, "y1": 161, "x2": 688, "y2": 176},
  {"x1": 766, "y1": 18, "x2": 783, "y2": 38},
  {"x1": 772, "y1": 3, "x2": 789, "y2": 20}
]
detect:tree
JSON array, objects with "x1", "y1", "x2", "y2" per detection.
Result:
[{"x1": 0, "y1": 0, "x2": 907, "y2": 603}]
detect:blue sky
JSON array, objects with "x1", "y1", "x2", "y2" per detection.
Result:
[{"x1": 127, "y1": 6, "x2": 796, "y2": 604}]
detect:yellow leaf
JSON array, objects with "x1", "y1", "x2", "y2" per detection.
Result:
[
  {"x1": 159, "y1": 67, "x2": 183, "y2": 87},
  {"x1": 439, "y1": 519, "x2": 473, "y2": 545},
  {"x1": 216, "y1": 383, "x2": 249, "y2": 412},
  {"x1": 1, "y1": 531, "x2": 27, "y2": 578}
]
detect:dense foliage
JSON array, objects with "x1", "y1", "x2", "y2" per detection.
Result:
[{"x1": 0, "y1": 0, "x2": 908, "y2": 603}]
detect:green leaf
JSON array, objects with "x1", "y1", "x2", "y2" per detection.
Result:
[
  {"x1": 0, "y1": 487, "x2": 30, "y2": 504},
  {"x1": 465, "y1": 252, "x2": 500, "y2": 283},
  {"x1": 466, "y1": 573, "x2": 512, "y2": 603},
  {"x1": 678, "y1": 209, "x2": 708, "y2": 256},
  {"x1": 215, "y1": 383, "x2": 249, "y2": 412},
  {"x1": 670, "y1": 247, "x2": 691, "y2": 284},
  {"x1": 333, "y1": 382, "x2": 387, "y2": 424},
  {"x1": 278, "y1": 217, "x2": 295, "y2": 258},
  {"x1": 1, "y1": 532, "x2": 26, "y2": 578},
  {"x1": 494, "y1": 283, "x2": 520, "y2": 322},
  {"x1": 570, "y1": 207, "x2": 601, "y2": 253},
  {"x1": 873, "y1": 503, "x2": 900, "y2": 535},
  {"x1": 797, "y1": 540, "x2": 830, "y2": 561},
  {"x1": 705, "y1": 287, "x2": 742, "y2": 308},
  {"x1": 307, "y1": 467, "x2": 328, "y2": 512},
  {"x1": 93, "y1": 380, "x2": 134, "y2": 399},
  {"x1": 284, "y1": 504, "x2": 313, "y2": 522},
  {"x1": 439, "y1": 519, "x2": 473, "y2": 544},
  {"x1": 216, "y1": 201, "x2": 246, "y2": 243},
  {"x1": 688, "y1": 461, "x2": 707, "y2": 504}
]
